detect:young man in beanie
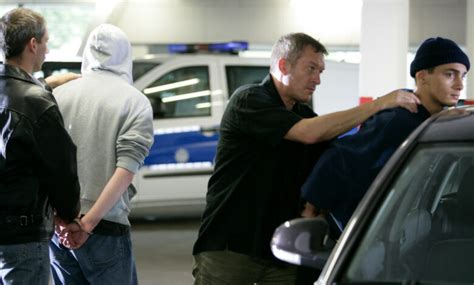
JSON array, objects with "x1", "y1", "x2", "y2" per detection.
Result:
[{"x1": 301, "y1": 36, "x2": 470, "y2": 234}]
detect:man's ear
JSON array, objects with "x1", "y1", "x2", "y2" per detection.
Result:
[
  {"x1": 415, "y1": 70, "x2": 427, "y2": 84},
  {"x1": 27, "y1": 37, "x2": 37, "y2": 54},
  {"x1": 278, "y1": 58, "x2": 290, "y2": 75}
]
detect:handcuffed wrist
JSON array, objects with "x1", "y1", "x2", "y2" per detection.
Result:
[{"x1": 73, "y1": 218, "x2": 94, "y2": 236}]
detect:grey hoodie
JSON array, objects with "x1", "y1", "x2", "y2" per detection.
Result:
[{"x1": 54, "y1": 24, "x2": 154, "y2": 226}]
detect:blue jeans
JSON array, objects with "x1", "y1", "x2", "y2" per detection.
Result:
[
  {"x1": 0, "y1": 241, "x2": 50, "y2": 285},
  {"x1": 49, "y1": 233, "x2": 138, "y2": 285}
]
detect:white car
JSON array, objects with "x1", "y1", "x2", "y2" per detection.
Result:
[
  {"x1": 131, "y1": 42, "x2": 269, "y2": 219},
  {"x1": 40, "y1": 42, "x2": 360, "y2": 219}
]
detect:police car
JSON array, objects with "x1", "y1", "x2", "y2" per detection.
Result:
[
  {"x1": 40, "y1": 42, "x2": 359, "y2": 219},
  {"x1": 130, "y1": 42, "x2": 270, "y2": 218}
]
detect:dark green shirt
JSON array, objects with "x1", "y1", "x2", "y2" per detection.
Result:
[{"x1": 193, "y1": 75, "x2": 327, "y2": 262}]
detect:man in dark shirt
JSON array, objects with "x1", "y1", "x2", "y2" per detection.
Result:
[
  {"x1": 0, "y1": 8, "x2": 80, "y2": 285},
  {"x1": 192, "y1": 32, "x2": 421, "y2": 284},
  {"x1": 301, "y1": 37, "x2": 470, "y2": 236}
]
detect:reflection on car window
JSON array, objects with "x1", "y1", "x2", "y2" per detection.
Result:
[
  {"x1": 142, "y1": 66, "x2": 210, "y2": 119},
  {"x1": 343, "y1": 143, "x2": 474, "y2": 283},
  {"x1": 133, "y1": 62, "x2": 160, "y2": 82},
  {"x1": 225, "y1": 66, "x2": 267, "y2": 97}
]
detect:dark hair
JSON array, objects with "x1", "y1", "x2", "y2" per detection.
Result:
[
  {"x1": 270, "y1": 33, "x2": 328, "y2": 72},
  {"x1": 0, "y1": 7, "x2": 46, "y2": 59}
]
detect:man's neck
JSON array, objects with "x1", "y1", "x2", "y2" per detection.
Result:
[
  {"x1": 5, "y1": 57, "x2": 33, "y2": 75},
  {"x1": 413, "y1": 88, "x2": 443, "y2": 115},
  {"x1": 271, "y1": 74, "x2": 296, "y2": 110}
]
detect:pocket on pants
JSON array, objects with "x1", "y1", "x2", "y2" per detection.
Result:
[{"x1": 84, "y1": 235, "x2": 125, "y2": 268}]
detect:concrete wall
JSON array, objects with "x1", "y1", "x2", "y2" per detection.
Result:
[{"x1": 108, "y1": 0, "x2": 466, "y2": 48}]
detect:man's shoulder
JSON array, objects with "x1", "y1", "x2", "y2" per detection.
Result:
[
  {"x1": 376, "y1": 106, "x2": 409, "y2": 117},
  {"x1": 233, "y1": 81, "x2": 269, "y2": 97},
  {"x1": 334, "y1": 107, "x2": 418, "y2": 146},
  {"x1": 4, "y1": 75, "x2": 56, "y2": 108},
  {"x1": 4, "y1": 90, "x2": 57, "y2": 127},
  {"x1": 366, "y1": 106, "x2": 415, "y2": 128},
  {"x1": 374, "y1": 106, "x2": 429, "y2": 127},
  {"x1": 22, "y1": 85, "x2": 57, "y2": 119},
  {"x1": 230, "y1": 82, "x2": 279, "y2": 109}
]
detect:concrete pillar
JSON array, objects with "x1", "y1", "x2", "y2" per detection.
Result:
[
  {"x1": 359, "y1": 0, "x2": 409, "y2": 102},
  {"x1": 466, "y1": 0, "x2": 474, "y2": 103}
]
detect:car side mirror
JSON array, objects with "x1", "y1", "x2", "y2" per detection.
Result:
[{"x1": 271, "y1": 217, "x2": 332, "y2": 269}]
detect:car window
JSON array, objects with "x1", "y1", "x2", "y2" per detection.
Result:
[
  {"x1": 342, "y1": 143, "x2": 474, "y2": 283},
  {"x1": 142, "y1": 66, "x2": 210, "y2": 119},
  {"x1": 225, "y1": 66, "x2": 268, "y2": 97},
  {"x1": 132, "y1": 61, "x2": 160, "y2": 82},
  {"x1": 35, "y1": 61, "x2": 82, "y2": 78}
]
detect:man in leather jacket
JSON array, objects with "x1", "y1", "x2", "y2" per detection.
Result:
[{"x1": 0, "y1": 7, "x2": 80, "y2": 285}]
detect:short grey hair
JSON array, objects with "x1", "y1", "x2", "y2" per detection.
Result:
[{"x1": 270, "y1": 33, "x2": 328, "y2": 72}]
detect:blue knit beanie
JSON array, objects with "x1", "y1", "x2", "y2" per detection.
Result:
[{"x1": 410, "y1": 37, "x2": 470, "y2": 78}]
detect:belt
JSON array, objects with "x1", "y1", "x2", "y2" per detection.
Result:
[
  {"x1": 0, "y1": 215, "x2": 42, "y2": 227},
  {"x1": 90, "y1": 219, "x2": 130, "y2": 236}
]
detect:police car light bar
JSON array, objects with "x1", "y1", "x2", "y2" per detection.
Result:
[{"x1": 168, "y1": 41, "x2": 248, "y2": 54}]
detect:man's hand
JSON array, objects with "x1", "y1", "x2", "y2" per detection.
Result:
[
  {"x1": 45, "y1": 72, "x2": 81, "y2": 89},
  {"x1": 375, "y1": 89, "x2": 421, "y2": 113},
  {"x1": 61, "y1": 222, "x2": 90, "y2": 249},
  {"x1": 301, "y1": 202, "x2": 318, "y2": 218},
  {"x1": 55, "y1": 219, "x2": 91, "y2": 249},
  {"x1": 301, "y1": 202, "x2": 329, "y2": 219}
]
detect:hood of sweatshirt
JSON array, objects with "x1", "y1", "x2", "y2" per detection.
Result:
[{"x1": 81, "y1": 24, "x2": 133, "y2": 84}]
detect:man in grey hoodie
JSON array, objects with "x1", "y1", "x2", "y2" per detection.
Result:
[{"x1": 49, "y1": 24, "x2": 154, "y2": 285}]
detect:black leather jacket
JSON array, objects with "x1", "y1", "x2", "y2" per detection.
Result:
[{"x1": 0, "y1": 64, "x2": 80, "y2": 244}]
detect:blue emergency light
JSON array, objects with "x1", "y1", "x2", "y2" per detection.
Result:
[{"x1": 168, "y1": 41, "x2": 248, "y2": 54}]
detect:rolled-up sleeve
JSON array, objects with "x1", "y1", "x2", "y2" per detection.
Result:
[{"x1": 116, "y1": 101, "x2": 154, "y2": 173}]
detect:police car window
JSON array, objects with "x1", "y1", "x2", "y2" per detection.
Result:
[
  {"x1": 342, "y1": 143, "x2": 474, "y2": 284},
  {"x1": 132, "y1": 62, "x2": 160, "y2": 82},
  {"x1": 225, "y1": 66, "x2": 268, "y2": 97},
  {"x1": 142, "y1": 66, "x2": 210, "y2": 119}
]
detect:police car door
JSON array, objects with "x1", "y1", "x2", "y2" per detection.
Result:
[{"x1": 132, "y1": 54, "x2": 224, "y2": 216}]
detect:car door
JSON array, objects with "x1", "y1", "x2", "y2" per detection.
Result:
[
  {"x1": 132, "y1": 55, "x2": 224, "y2": 215},
  {"x1": 318, "y1": 143, "x2": 474, "y2": 284}
]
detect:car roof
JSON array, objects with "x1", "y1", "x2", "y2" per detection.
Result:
[
  {"x1": 417, "y1": 105, "x2": 474, "y2": 143},
  {"x1": 133, "y1": 52, "x2": 270, "y2": 63}
]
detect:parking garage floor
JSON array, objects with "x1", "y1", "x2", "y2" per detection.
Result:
[{"x1": 131, "y1": 218, "x2": 200, "y2": 285}]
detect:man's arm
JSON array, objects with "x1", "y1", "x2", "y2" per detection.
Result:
[
  {"x1": 56, "y1": 168, "x2": 133, "y2": 249},
  {"x1": 44, "y1": 72, "x2": 81, "y2": 89},
  {"x1": 80, "y1": 99, "x2": 154, "y2": 233},
  {"x1": 79, "y1": 167, "x2": 134, "y2": 234},
  {"x1": 285, "y1": 89, "x2": 420, "y2": 144},
  {"x1": 36, "y1": 107, "x2": 80, "y2": 223}
]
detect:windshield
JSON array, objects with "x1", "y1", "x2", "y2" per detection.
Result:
[{"x1": 343, "y1": 143, "x2": 474, "y2": 284}]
